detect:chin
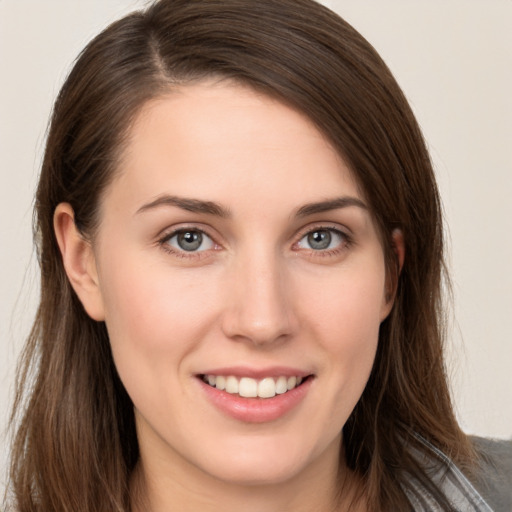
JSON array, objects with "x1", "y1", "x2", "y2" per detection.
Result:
[
  {"x1": 206, "y1": 458, "x2": 305, "y2": 487},
  {"x1": 193, "y1": 435, "x2": 330, "y2": 487}
]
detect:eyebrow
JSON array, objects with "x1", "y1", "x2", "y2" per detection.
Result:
[
  {"x1": 295, "y1": 196, "x2": 368, "y2": 217},
  {"x1": 135, "y1": 194, "x2": 367, "y2": 218},
  {"x1": 136, "y1": 195, "x2": 231, "y2": 218}
]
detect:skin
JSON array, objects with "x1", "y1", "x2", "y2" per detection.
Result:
[{"x1": 55, "y1": 82, "x2": 403, "y2": 512}]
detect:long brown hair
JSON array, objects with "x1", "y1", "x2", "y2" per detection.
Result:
[{"x1": 7, "y1": 0, "x2": 474, "y2": 510}]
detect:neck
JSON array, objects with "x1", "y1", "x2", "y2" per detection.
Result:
[{"x1": 130, "y1": 437, "x2": 366, "y2": 512}]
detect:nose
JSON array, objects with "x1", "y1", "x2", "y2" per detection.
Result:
[{"x1": 221, "y1": 250, "x2": 295, "y2": 346}]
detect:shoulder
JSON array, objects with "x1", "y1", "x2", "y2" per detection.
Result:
[{"x1": 469, "y1": 436, "x2": 512, "y2": 512}]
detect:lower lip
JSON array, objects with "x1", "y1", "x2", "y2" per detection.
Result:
[{"x1": 198, "y1": 377, "x2": 313, "y2": 423}]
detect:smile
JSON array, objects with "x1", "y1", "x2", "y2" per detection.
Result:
[
  {"x1": 201, "y1": 374, "x2": 305, "y2": 399},
  {"x1": 198, "y1": 371, "x2": 313, "y2": 423}
]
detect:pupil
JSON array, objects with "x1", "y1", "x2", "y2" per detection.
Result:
[
  {"x1": 178, "y1": 231, "x2": 202, "y2": 251},
  {"x1": 308, "y1": 230, "x2": 331, "y2": 250}
]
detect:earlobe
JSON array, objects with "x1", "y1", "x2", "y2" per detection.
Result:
[{"x1": 53, "y1": 203, "x2": 105, "y2": 321}]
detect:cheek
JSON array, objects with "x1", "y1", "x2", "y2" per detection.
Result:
[
  {"x1": 97, "y1": 253, "x2": 219, "y2": 395},
  {"x1": 302, "y1": 261, "x2": 385, "y2": 396},
  {"x1": 100, "y1": 246, "x2": 212, "y2": 333},
  {"x1": 303, "y1": 261, "x2": 386, "y2": 346}
]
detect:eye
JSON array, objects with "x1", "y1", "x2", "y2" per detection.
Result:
[
  {"x1": 165, "y1": 229, "x2": 215, "y2": 252},
  {"x1": 296, "y1": 228, "x2": 346, "y2": 251}
]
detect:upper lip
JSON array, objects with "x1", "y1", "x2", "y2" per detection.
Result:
[{"x1": 198, "y1": 366, "x2": 313, "y2": 379}]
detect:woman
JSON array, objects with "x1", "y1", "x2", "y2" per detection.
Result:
[{"x1": 5, "y1": 0, "x2": 511, "y2": 511}]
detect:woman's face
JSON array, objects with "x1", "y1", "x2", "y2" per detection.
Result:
[{"x1": 90, "y1": 82, "x2": 393, "y2": 486}]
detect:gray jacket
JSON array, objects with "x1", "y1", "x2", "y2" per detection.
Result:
[
  {"x1": 470, "y1": 437, "x2": 512, "y2": 512},
  {"x1": 405, "y1": 436, "x2": 512, "y2": 511}
]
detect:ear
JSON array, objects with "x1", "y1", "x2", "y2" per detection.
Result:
[
  {"x1": 391, "y1": 228, "x2": 405, "y2": 277},
  {"x1": 53, "y1": 203, "x2": 105, "y2": 321},
  {"x1": 380, "y1": 228, "x2": 405, "y2": 320}
]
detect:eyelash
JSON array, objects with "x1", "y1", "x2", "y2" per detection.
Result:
[{"x1": 157, "y1": 225, "x2": 352, "y2": 260}]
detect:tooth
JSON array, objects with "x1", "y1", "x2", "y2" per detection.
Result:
[
  {"x1": 216, "y1": 375, "x2": 226, "y2": 390},
  {"x1": 206, "y1": 374, "x2": 303, "y2": 397},
  {"x1": 258, "y1": 377, "x2": 276, "y2": 398},
  {"x1": 225, "y1": 376, "x2": 239, "y2": 394},
  {"x1": 239, "y1": 377, "x2": 258, "y2": 398},
  {"x1": 275, "y1": 376, "x2": 287, "y2": 394}
]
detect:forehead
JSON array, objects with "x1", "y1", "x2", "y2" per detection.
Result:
[{"x1": 108, "y1": 81, "x2": 365, "y2": 215}]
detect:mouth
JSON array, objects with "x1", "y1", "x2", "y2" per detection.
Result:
[
  {"x1": 199, "y1": 374, "x2": 310, "y2": 399},
  {"x1": 197, "y1": 370, "x2": 314, "y2": 423}
]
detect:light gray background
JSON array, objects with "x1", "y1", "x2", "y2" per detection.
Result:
[{"x1": 1, "y1": 0, "x2": 511, "y2": 493}]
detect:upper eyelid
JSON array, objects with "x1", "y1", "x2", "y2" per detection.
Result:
[
  {"x1": 164, "y1": 229, "x2": 214, "y2": 243},
  {"x1": 158, "y1": 224, "x2": 218, "y2": 242},
  {"x1": 294, "y1": 223, "x2": 351, "y2": 240}
]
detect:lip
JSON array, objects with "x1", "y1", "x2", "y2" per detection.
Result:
[{"x1": 197, "y1": 368, "x2": 314, "y2": 423}]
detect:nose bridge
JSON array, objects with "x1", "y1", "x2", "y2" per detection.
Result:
[{"x1": 222, "y1": 244, "x2": 293, "y2": 345}]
